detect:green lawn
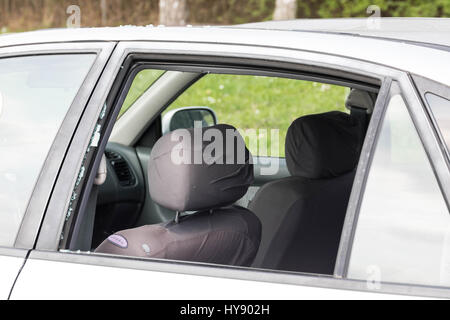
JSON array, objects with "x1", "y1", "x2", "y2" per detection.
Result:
[{"x1": 121, "y1": 71, "x2": 350, "y2": 157}]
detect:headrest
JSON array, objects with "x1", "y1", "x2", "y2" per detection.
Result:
[
  {"x1": 345, "y1": 89, "x2": 377, "y2": 114},
  {"x1": 148, "y1": 124, "x2": 254, "y2": 212},
  {"x1": 285, "y1": 111, "x2": 363, "y2": 179}
]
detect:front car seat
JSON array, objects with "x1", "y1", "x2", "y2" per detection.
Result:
[
  {"x1": 249, "y1": 111, "x2": 364, "y2": 274},
  {"x1": 96, "y1": 124, "x2": 261, "y2": 267}
]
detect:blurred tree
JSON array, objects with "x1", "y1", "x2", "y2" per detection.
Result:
[
  {"x1": 315, "y1": 0, "x2": 450, "y2": 18},
  {"x1": 273, "y1": 0, "x2": 297, "y2": 20},
  {"x1": 159, "y1": 0, "x2": 188, "y2": 26},
  {"x1": 101, "y1": 0, "x2": 108, "y2": 26},
  {"x1": 0, "y1": 0, "x2": 449, "y2": 33}
]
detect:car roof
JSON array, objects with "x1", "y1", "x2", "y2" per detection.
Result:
[
  {"x1": 2, "y1": 17, "x2": 449, "y2": 48},
  {"x1": 0, "y1": 18, "x2": 449, "y2": 86},
  {"x1": 238, "y1": 18, "x2": 450, "y2": 49}
]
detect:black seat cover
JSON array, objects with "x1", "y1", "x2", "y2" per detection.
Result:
[
  {"x1": 249, "y1": 111, "x2": 364, "y2": 274},
  {"x1": 96, "y1": 124, "x2": 261, "y2": 267}
]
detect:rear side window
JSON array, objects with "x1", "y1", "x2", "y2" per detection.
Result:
[
  {"x1": 348, "y1": 94, "x2": 450, "y2": 287},
  {"x1": 0, "y1": 54, "x2": 95, "y2": 247},
  {"x1": 426, "y1": 93, "x2": 450, "y2": 151}
]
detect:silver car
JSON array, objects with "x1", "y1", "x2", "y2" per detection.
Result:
[{"x1": 1, "y1": 18, "x2": 450, "y2": 300}]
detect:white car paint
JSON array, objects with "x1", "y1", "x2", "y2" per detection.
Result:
[
  {"x1": 1, "y1": 23, "x2": 450, "y2": 86},
  {"x1": 0, "y1": 91, "x2": 3, "y2": 118},
  {"x1": 10, "y1": 258, "x2": 424, "y2": 300},
  {"x1": 0, "y1": 255, "x2": 23, "y2": 299}
]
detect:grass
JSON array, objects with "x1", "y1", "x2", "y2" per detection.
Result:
[{"x1": 121, "y1": 71, "x2": 350, "y2": 157}]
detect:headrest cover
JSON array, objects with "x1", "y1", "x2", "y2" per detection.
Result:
[
  {"x1": 148, "y1": 124, "x2": 254, "y2": 212},
  {"x1": 345, "y1": 89, "x2": 377, "y2": 114},
  {"x1": 285, "y1": 111, "x2": 363, "y2": 179}
]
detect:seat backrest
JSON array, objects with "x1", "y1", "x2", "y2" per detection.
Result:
[
  {"x1": 96, "y1": 124, "x2": 261, "y2": 267},
  {"x1": 249, "y1": 111, "x2": 364, "y2": 274}
]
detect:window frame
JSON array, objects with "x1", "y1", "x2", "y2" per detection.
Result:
[
  {"x1": 63, "y1": 56, "x2": 381, "y2": 251},
  {"x1": 33, "y1": 40, "x2": 450, "y2": 298},
  {"x1": 112, "y1": 58, "x2": 380, "y2": 147},
  {"x1": 333, "y1": 77, "x2": 393, "y2": 278},
  {"x1": 0, "y1": 42, "x2": 115, "y2": 252},
  {"x1": 51, "y1": 53, "x2": 383, "y2": 252},
  {"x1": 412, "y1": 75, "x2": 450, "y2": 164}
]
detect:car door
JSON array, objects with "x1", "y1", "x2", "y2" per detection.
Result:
[
  {"x1": 336, "y1": 78, "x2": 450, "y2": 293},
  {"x1": 0, "y1": 42, "x2": 114, "y2": 300},
  {"x1": 0, "y1": 249, "x2": 26, "y2": 299},
  {"x1": 9, "y1": 40, "x2": 449, "y2": 300}
]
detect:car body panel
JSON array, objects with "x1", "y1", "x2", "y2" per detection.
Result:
[
  {"x1": 240, "y1": 18, "x2": 450, "y2": 48},
  {"x1": 1, "y1": 19, "x2": 450, "y2": 299},
  {"x1": 0, "y1": 256, "x2": 22, "y2": 299},
  {"x1": 0, "y1": 248, "x2": 27, "y2": 300},
  {"x1": 0, "y1": 20, "x2": 449, "y2": 85},
  {"x1": 17, "y1": 36, "x2": 450, "y2": 299},
  {"x1": 10, "y1": 253, "x2": 427, "y2": 300}
]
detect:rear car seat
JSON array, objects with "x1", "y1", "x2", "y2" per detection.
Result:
[{"x1": 249, "y1": 111, "x2": 365, "y2": 274}]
